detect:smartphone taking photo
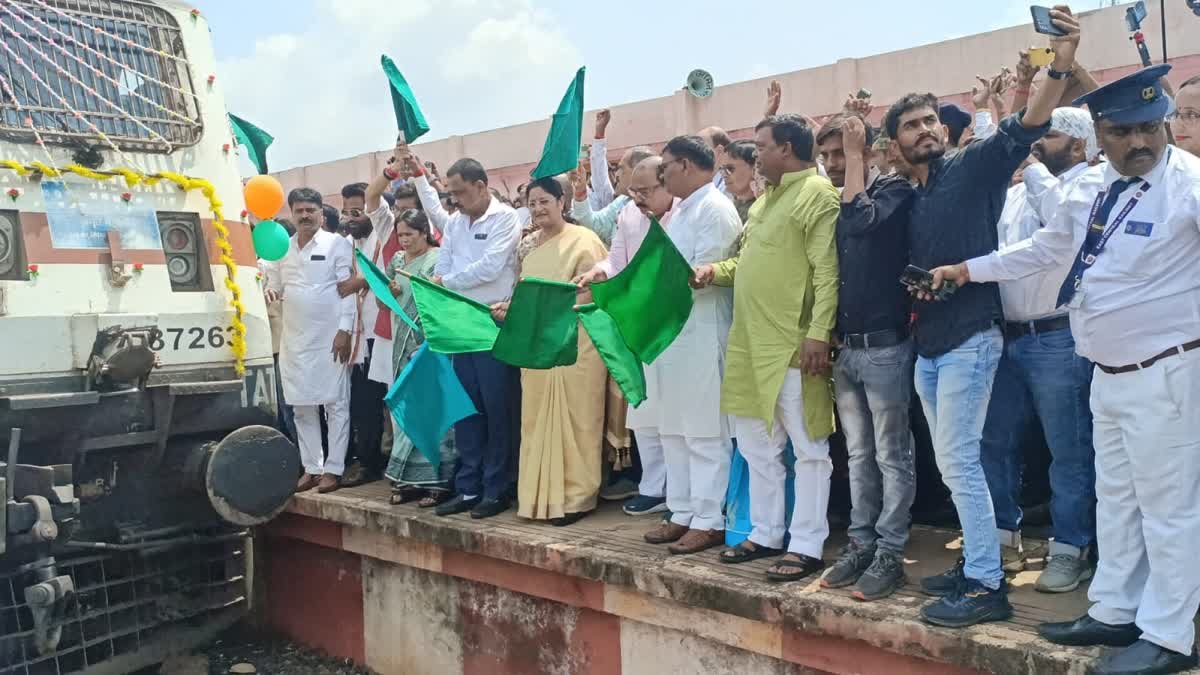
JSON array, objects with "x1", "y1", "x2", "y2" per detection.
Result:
[{"x1": 1030, "y1": 5, "x2": 1067, "y2": 36}]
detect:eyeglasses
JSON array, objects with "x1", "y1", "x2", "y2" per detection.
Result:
[
  {"x1": 1168, "y1": 110, "x2": 1200, "y2": 123},
  {"x1": 340, "y1": 208, "x2": 364, "y2": 217}
]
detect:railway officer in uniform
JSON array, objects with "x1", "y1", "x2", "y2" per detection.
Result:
[
  {"x1": 267, "y1": 187, "x2": 358, "y2": 495},
  {"x1": 929, "y1": 64, "x2": 1200, "y2": 675}
]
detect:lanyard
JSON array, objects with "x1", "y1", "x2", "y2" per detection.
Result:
[{"x1": 1077, "y1": 179, "x2": 1152, "y2": 270}]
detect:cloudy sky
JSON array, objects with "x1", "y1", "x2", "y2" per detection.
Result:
[{"x1": 205, "y1": 0, "x2": 1116, "y2": 172}]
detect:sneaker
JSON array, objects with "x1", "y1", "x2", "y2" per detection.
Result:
[
  {"x1": 600, "y1": 478, "x2": 640, "y2": 501},
  {"x1": 852, "y1": 552, "x2": 906, "y2": 601},
  {"x1": 920, "y1": 557, "x2": 965, "y2": 597},
  {"x1": 920, "y1": 579, "x2": 1013, "y2": 628},
  {"x1": 820, "y1": 541, "x2": 876, "y2": 589},
  {"x1": 623, "y1": 495, "x2": 668, "y2": 516},
  {"x1": 1035, "y1": 554, "x2": 1094, "y2": 593}
]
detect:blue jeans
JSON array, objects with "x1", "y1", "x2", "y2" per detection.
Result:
[
  {"x1": 980, "y1": 326, "x2": 1095, "y2": 552},
  {"x1": 834, "y1": 339, "x2": 917, "y2": 556},
  {"x1": 914, "y1": 327, "x2": 1004, "y2": 589}
]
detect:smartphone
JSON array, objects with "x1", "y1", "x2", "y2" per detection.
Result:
[
  {"x1": 1031, "y1": 5, "x2": 1067, "y2": 36},
  {"x1": 900, "y1": 264, "x2": 957, "y2": 300},
  {"x1": 1028, "y1": 47, "x2": 1055, "y2": 68},
  {"x1": 1125, "y1": 0, "x2": 1147, "y2": 32}
]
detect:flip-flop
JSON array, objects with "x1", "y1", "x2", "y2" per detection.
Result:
[
  {"x1": 390, "y1": 487, "x2": 423, "y2": 505},
  {"x1": 720, "y1": 542, "x2": 783, "y2": 564},
  {"x1": 417, "y1": 491, "x2": 452, "y2": 508},
  {"x1": 765, "y1": 554, "x2": 824, "y2": 582}
]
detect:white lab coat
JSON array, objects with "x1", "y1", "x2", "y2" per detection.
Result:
[
  {"x1": 627, "y1": 183, "x2": 742, "y2": 439},
  {"x1": 271, "y1": 229, "x2": 356, "y2": 406}
]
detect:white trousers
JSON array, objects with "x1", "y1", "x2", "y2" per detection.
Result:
[
  {"x1": 735, "y1": 368, "x2": 831, "y2": 557},
  {"x1": 1087, "y1": 351, "x2": 1200, "y2": 655},
  {"x1": 662, "y1": 433, "x2": 731, "y2": 531},
  {"x1": 633, "y1": 428, "x2": 667, "y2": 499},
  {"x1": 294, "y1": 398, "x2": 351, "y2": 477}
]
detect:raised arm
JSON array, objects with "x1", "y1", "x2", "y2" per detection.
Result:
[
  {"x1": 589, "y1": 110, "x2": 615, "y2": 208},
  {"x1": 1021, "y1": 6, "x2": 1080, "y2": 129}
]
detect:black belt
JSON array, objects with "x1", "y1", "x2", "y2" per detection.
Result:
[
  {"x1": 1003, "y1": 315, "x2": 1071, "y2": 340},
  {"x1": 1096, "y1": 339, "x2": 1200, "y2": 375},
  {"x1": 838, "y1": 327, "x2": 909, "y2": 350}
]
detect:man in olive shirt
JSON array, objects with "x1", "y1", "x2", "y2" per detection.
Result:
[{"x1": 693, "y1": 113, "x2": 840, "y2": 583}]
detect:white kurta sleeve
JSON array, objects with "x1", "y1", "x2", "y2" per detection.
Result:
[
  {"x1": 413, "y1": 175, "x2": 450, "y2": 234},
  {"x1": 333, "y1": 237, "x2": 357, "y2": 333},
  {"x1": 967, "y1": 180, "x2": 1084, "y2": 283},
  {"x1": 367, "y1": 202, "x2": 395, "y2": 243},
  {"x1": 589, "y1": 137, "x2": 615, "y2": 208},
  {"x1": 690, "y1": 200, "x2": 742, "y2": 266}
]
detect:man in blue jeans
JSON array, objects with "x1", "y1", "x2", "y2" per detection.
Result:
[
  {"x1": 981, "y1": 107, "x2": 1099, "y2": 593},
  {"x1": 813, "y1": 112, "x2": 916, "y2": 601},
  {"x1": 889, "y1": 5, "x2": 1081, "y2": 628}
]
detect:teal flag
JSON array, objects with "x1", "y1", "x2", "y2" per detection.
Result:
[
  {"x1": 492, "y1": 277, "x2": 579, "y2": 369},
  {"x1": 381, "y1": 55, "x2": 430, "y2": 143},
  {"x1": 354, "y1": 248, "x2": 419, "y2": 332},
  {"x1": 385, "y1": 344, "x2": 477, "y2": 467},
  {"x1": 531, "y1": 67, "x2": 586, "y2": 179},
  {"x1": 227, "y1": 113, "x2": 273, "y2": 175}
]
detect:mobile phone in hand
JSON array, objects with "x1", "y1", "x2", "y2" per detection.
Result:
[
  {"x1": 1030, "y1": 6, "x2": 1067, "y2": 36},
  {"x1": 900, "y1": 264, "x2": 957, "y2": 300}
]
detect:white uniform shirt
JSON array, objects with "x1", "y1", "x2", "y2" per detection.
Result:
[
  {"x1": 412, "y1": 175, "x2": 449, "y2": 237},
  {"x1": 995, "y1": 161, "x2": 1091, "y2": 322},
  {"x1": 968, "y1": 147, "x2": 1200, "y2": 367},
  {"x1": 430, "y1": 196, "x2": 521, "y2": 305}
]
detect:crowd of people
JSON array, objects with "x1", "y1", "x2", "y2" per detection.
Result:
[{"x1": 257, "y1": 6, "x2": 1200, "y2": 674}]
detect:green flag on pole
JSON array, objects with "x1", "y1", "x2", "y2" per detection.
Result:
[
  {"x1": 589, "y1": 218, "x2": 693, "y2": 363},
  {"x1": 576, "y1": 303, "x2": 646, "y2": 407},
  {"x1": 492, "y1": 277, "x2": 579, "y2": 369},
  {"x1": 227, "y1": 113, "x2": 273, "y2": 175},
  {"x1": 353, "y1": 248, "x2": 419, "y2": 332},
  {"x1": 408, "y1": 275, "x2": 499, "y2": 354},
  {"x1": 381, "y1": 54, "x2": 430, "y2": 143},
  {"x1": 530, "y1": 67, "x2": 585, "y2": 180}
]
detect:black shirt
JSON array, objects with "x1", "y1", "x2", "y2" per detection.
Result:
[
  {"x1": 908, "y1": 114, "x2": 1049, "y2": 358},
  {"x1": 836, "y1": 172, "x2": 915, "y2": 336}
]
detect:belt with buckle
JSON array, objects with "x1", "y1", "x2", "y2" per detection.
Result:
[
  {"x1": 839, "y1": 328, "x2": 909, "y2": 350},
  {"x1": 1096, "y1": 338, "x2": 1200, "y2": 375},
  {"x1": 1003, "y1": 315, "x2": 1071, "y2": 340}
]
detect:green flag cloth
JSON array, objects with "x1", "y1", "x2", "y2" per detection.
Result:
[
  {"x1": 492, "y1": 277, "x2": 579, "y2": 369},
  {"x1": 589, "y1": 218, "x2": 693, "y2": 364},
  {"x1": 354, "y1": 248, "x2": 419, "y2": 332},
  {"x1": 227, "y1": 113, "x2": 273, "y2": 175},
  {"x1": 576, "y1": 303, "x2": 646, "y2": 407},
  {"x1": 530, "y1": 67, "x2": 585, "y2": 180},
  {"x1": 385, "y1": 344, "x2": 477, "y2": 467},
  {"x1": 408, "y1": 274, "x2": 499, "y2": 354},
  {"x1": 381, "y1": 55, "x2": 430, "y2": 143}
]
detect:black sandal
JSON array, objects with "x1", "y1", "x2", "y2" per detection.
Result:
[
  {"x1": 390, "y1": 486, "x2": 423, "y2": 505},
  {"x1": 417, "y1": 491, "x2": 452, "y2": 508},
  {"x1": 549, "y1": 511, "x2": 590, "y2": 527},
  {"x1": 765, "y1": 553, "x2": 825, "y2": 582},
  {"x1": 719, "y1": 541, "x2": 783, "y2": 564}
]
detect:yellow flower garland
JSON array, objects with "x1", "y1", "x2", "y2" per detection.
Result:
[{"x1": 0, "y1": 160, "x2": 247, "y2": 375}]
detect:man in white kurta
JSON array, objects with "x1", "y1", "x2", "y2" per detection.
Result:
[
  {"x1": 639, "y1": 137, "x2": 742, "y2": 555},
  {"x1": 932, "y1": 65, "x2": 1200, "y2": 675},
  {"x1": 269, "y1": 189, "x2": 357, "y2": 495}
]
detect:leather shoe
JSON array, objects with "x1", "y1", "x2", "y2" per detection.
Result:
[
  {"x1": 668, "y1": 528, "x2": 725, "y2": 555},
  {"x1": 295, "y1": 474, "x2": 319, "y2": 493},
  {"x1": 1038, "y1": 614, "x2": 1141, "y2": 647},
  {"x1": 1095, "y1": 639, "x2": 1199, "y2": 675},
  {"x1": 435, "y1": 495, "x2": 481, "y2": 516},
  {"x1": 644, "y1": 521, "x2": 689, "y2": 544},
  {"x1": 470, "y1": 498, "x2": 509, "y2": 519},
  {"x1": 316, "y1": 474, "x2": 341, "y2": 493}
]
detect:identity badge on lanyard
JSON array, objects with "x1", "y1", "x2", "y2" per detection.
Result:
[{"x1": 1073, "y1": 179, "x2": 1153, "y2": 290}]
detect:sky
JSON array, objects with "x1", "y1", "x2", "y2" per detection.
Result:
[{"x1": 202, "y1": 0, "x2": 1126, "y2": 172}]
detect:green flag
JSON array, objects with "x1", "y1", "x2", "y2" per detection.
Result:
[
  {"x1": 381, "y1": 55, "x2": 430, "y2": 143},
  {"x1": 576, "y1": 303, "x2": 646, "y2": 407},
  {"x1": 530, "y1": 67, "x2": 585, "y2": 180},
  {"x1": 589, "y1": 218, "x2": 693, "y2": 364},
  {"x1": 408, "y1": 274, "x2": 499, "y2": 354},
  {"x1": 492, "y1": 277, "x2": 579, "y2": 369},
  {"x1": 354, "y1": 248, "x2": 419, "y2": 332},
  {"x1": 227, "y1": 113, "x2": 273, "y2": 175}
]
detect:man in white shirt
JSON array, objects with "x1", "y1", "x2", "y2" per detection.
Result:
[
  {"x1": 698, "y1": 126, "x2": 732, "y2": 195},
  {"x1": 407, "y1": 155, "x2": 522, "y2": 520},
  {"x1": 931, "y1": 65, "x2": 1200, "y2": 675},
  {"x1": 978, "y1": 107, "x2": 1100, "y2": 593},
  {"x1": 576, "y1": 108, "x2": 655, "y2": 246},
  {"x1": 639, "y1": 136, "x2": 742, "y2": 555},
  {"x1": 267, "y1": 188, "x2": 356, "y2": 495}
]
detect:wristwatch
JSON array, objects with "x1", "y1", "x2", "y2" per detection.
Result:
[{"x1": 1047, "y1": 66, "x2": 1074, "y2": 80}]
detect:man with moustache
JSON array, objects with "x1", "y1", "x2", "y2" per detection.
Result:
[
  {"x1": 267, "y1": 188, "x2": 356, "y2": 494},
  {"x1": 574, "y1": 156, "x2": 679, "y2": 516},
  {"x1": 978, "y1": 108, "x2": 1100, "y2": 593},
  {"x1": 930, "y1": 63, "x2": 1200, "y2": 675},
  {"x1": 1170, "y1": 75, "x2": 1200, "y2": 157},
  {"x1": 886, "y1": 5, "x2": 1081, "y2": 629}
]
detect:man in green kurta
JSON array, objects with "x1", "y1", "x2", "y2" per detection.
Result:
[{"x1": 692, "y1": 113, "x2": 839, "y2": 582}]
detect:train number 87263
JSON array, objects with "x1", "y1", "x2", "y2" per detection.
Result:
[{"x1": 149, "y1": 326, "x2": 237, "y2": 351}]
